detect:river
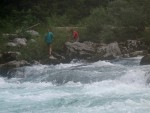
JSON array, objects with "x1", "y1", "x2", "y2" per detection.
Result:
[{"x1": 0, "y1": 57, "x2": 150, "y2": 113}]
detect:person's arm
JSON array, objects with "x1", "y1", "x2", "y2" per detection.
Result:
[{"x1": 52, "y1": 33, "x2": 54, "y2": 41}]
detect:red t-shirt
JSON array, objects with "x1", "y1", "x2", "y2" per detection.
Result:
[{"x1": 73, "y1": 31, "x2": 79, "y2": 39}]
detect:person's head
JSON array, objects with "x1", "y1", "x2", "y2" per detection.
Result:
[{"x1": 48, "y1": 28, "x2": 52, "y2": 32}]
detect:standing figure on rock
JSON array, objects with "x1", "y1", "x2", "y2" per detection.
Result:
[
  {"x1": 71, "y1": 29, "x2": 79, "y2": 42},
  {"x1": 45, "y1": 28, "x2": 54, "y2": 58}
]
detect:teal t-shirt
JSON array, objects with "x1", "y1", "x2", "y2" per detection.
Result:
[{"x1": 45, "y1": 32, "x2": 54, "y2": 44}]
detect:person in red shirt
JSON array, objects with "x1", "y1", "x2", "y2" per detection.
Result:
[{"x1": 71, "y1": 29, "x2": 79, "y2": 42}]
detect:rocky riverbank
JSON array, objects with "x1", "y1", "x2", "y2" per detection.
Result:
[
  {"x1": 0, "y1": 39, "x2": 149, "y2": 70},
  {"x1": 64, "y1": 40, "x2": 148, "y2": 61},
  {"x1": 0, "y1": 29, "x2": 150, "y2": 73}
]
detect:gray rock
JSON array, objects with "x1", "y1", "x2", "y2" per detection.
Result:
[
  {"x1": 30, "y1": 39, "x2": 36, "y2": 43},
  {"x1": 0, "y1": 60, "x2": 30, "y2": 69},
  {"x1": 65, "y1": 41, "x2": 122, "y2": 60},
  {"x1": 49, "y1": 55, "x2": 57, "y2": 60},
  {"x1": 53, "y1": 52, "x2": 65, "y2": 60},
  {"x1": 6, "y1": 42, "x2": 17, "y2": 47},
  {"x1": 140, "y1": 55, "x2": 150, "y2": 65},
  {"x1": 126, "y1": 40, "x2": 144, "y2": 52},
  {"x1": 32, "y1": 60, "x2": 41, "y2": 65},
  {"x1": 122, "y1": 54, "x2": 130, "y2": 58},
  {"x1": 13, "y1": 38, "x2": 27, "y2": 47},
  {"x1": 129, "y1": 51, "x2": 146, "y2": 57},
  {"x1": 120, "y1": 46, "x2": 128, "y2": 54},
  {"x1": 65, "y1": 41, "x2": 95, "y2": 59},
  {"x1": 26, "y1": 30, "x2": 39, "y2": 37},
  {"x1": 97, "y1": 42, "x2": 122, "y2": 59}
]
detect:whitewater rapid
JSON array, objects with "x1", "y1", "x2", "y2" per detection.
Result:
[{"x1": 0, "y1": 57, "x2": 150, "y2": 113}]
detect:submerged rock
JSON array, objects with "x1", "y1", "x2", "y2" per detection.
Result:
[{"x1": 140, "y1": 55, "x2": 150, "y2": 65}]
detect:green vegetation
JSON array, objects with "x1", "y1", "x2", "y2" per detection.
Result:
[
  {"x1": 82, "y1": 0, "x2": 150, "y2": 43},
  {"x1": 0, "y1": 0, "x2": 150, "y2": 61}
]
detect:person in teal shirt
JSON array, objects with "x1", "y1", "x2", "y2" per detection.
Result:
[{"x1": 45, "y1": 29, "x2": 54, "y2": 57}]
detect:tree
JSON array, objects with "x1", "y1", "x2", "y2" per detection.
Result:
[{"x1": 83, "y1": 0, "x2": 150, "y2": 42}]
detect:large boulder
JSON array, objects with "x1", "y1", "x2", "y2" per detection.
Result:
[
  {"x1": 125, "y1": 40, "x2": 146, "y2": 53},
  {"x1": 65, "y1": 41, "x2": 122, "y2": 61},
  {"x1": 119, "y1": 40, "x2": 147, "y2": 57},
  {"x1": 0, "y1": 60, "x2": 30, "y2": 69},
  {"x1": 65, "y1": 41, "x2": 95, "y2": 59},
  {"x1": 96, "y1": 42, "x2": 122, "y2": 60},
  {"x1": 126, "y1": 40, "x2": 139, "y2": 52},
  {"x1": 140, "y1": 55, "x2": 150, "y2": 65}
]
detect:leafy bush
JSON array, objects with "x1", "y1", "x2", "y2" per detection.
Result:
[
  {"x1": 20, "y1": 37, "x2": 47, "y2": 61},
  {"x1": 142, "y1": 29, "x2": 150, "y2": 46},
  {"x1": 83, "y1": 8, "x2": 110, "y2": 42},
  {"x1": 82, "y1": 0, "x2": 150, "y2": 43}
]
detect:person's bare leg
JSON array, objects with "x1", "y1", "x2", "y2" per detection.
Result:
[
  {"x1": 49, "y1": 44, "x2": 52, "y2": 57},
  {"x1": 48, "y1": 44, "x2": 50, "y2": 56}
]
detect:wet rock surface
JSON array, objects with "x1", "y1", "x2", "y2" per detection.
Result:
[{"x1": 140, "y1": 55, "x2": 150, "y2": 65}]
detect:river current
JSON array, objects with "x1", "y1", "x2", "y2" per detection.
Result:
[{"x1": 0, "y1": 57, "x2": 150, "y2": 113}]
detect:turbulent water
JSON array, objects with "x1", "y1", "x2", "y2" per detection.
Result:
[{"x1": 0, "y1": 57, "x2": 150, "y2": 113}]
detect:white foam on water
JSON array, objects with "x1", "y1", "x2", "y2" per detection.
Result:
[
  {"x1": 1, "y1": 78, "x2": 150, "y2": 113},
  {"x1": 0, "y1": 77, "x2": 6, "y2": 85},
  {"x1": 23, "y1": 65, "x2": 50, "y2": 73},
  {"x1": 6, "y1": 89, "x2": 71, "y2": 102},
  {"x1": 0, "y1": 57, "x2": 150, "y2": 113},
  {"x1": 0, "y1": 81, "x2": 72, "y2": 103},
  {"x1": 83, "y1": 80, "x2": 146, "y2": 97},
  {"x1": 55, "y1": 62, "x2": 83, "y2": 69},
  {"x1": 119, "y1": 69, "x2": 147, "y2": 85},
  {"x1": 84, "y1": 60, "x2": 114, "y2": 68},
  {"x1": 82, "y1": 68, "x2": 149, "y2": 96}
]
